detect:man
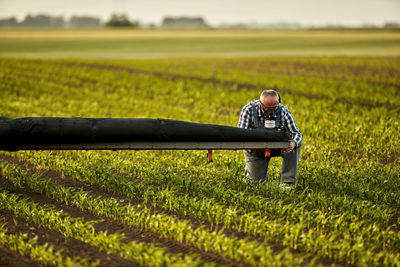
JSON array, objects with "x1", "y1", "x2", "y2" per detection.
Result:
[{"x1": 237, "y1": 90, "x2": 302, "y2": 187}]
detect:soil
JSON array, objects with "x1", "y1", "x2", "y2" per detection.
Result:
[
  {"x1": 0, "y1": 209, "x2": 135, "y2": 267},
  {"x1": 0, "y1": 154, "x2": 244, "y2": 266},
  {"x1": 0, "y1": 151, "x2": 345, "y2": 266},
  {"x1": 0, "y1": 245, "x2": 42, "y2": 267},
  {"x1": 0, "y1": 152, "x2": 342, "y2": 266}
]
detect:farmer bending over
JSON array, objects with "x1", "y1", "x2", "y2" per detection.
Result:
[{"x1": 237, "y1": 90, "x2": 302, "y2": 187}]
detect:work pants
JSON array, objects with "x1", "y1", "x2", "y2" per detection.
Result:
[{"x1": 243, "y1": 145, "x2": 301, "y2": 184}]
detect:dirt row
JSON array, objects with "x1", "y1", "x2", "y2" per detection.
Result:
[
  {"x1": 0, "y1": 242, "x2": 41, "y2": 267},
  {"x1": 0, "y1": 208, "x2": 137, "y2": 267},
  {"x1": 4, "y1": 59, "x2": 398, "y2": 111},
  {"x1": 0, "y1": 154, "x2": 246, "y2": 267},
  {"x1": 206, "y1": 60, "x2": 400, "y2": 88},
  {"x1": 6, "y1": 71, "x2": 100, "y2": 92},
  {"x1": 56, "y1": 60, "x2": 400, "y2": 111},
  {"x1": 0, "y1": 179, "x2": 137, "y2": 267},
  {"x1": 0, "y1": 153, "x2": 339, "y2": 266}
]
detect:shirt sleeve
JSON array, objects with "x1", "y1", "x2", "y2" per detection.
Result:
[
  {"x1": 237, "y1": 103, "x2": 252, "y2": 129},
  {"x1": 282, "y1": 108, "x2": 302, "y2": 146}
]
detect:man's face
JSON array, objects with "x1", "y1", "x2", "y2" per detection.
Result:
[{"x1": 260, "y1": 95, "x2": 278, "y2": 114}]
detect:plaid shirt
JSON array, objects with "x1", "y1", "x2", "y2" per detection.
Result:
[{"x1": 237, "y1": 100, "x2": 302, "y2": 146}]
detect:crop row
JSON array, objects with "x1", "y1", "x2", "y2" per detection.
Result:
[
  {"x1": 1, "y1": 56, "x2": 399, "y2": 266},
  {"x1": 2, "y1": 57, "x2": 400, "y2": 111},
  {"x1": 7, "y1": 151, "x2": 400, "y2": 266},
  {"x1": 1, "y1": 58, "x2": 399, "y2": 166},
  {"x1": 0, "y1": 165, "x2": 211, "y2": 266},
  {"x1": 64, "y1": 58, "x2": 400, "y2": 107},
  {"x1": 70, "y1": 148, "x2": 399, "y2": 218},
  {"x1": 107, "y1": 57, "x2": 400, "y2": 85},
  {"x1": 0, "y1": 159, "x2": 310, "y2": 266},
  {"x1": 1, "y1": 59, "x2": 398, "y2": 206},
  {"x1": 34, "y1": 148, "x2": 397, "y2": 230},
  {"x1": 0, "y1": 223, "x2": 96, "y2": 267}
]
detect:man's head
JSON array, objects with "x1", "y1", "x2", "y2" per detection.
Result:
[{"x1": 259, "y1": 90, "x2": 279, "y2": 114}]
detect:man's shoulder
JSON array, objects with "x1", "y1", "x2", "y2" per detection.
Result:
[
  {"x1": 242, "y1": 100, "x2": 258, "y2": 110},
  {"x1": 279, "y1": 104, "x2": 291, "y2": 113}
]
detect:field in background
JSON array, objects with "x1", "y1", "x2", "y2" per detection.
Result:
[
  {"x1": 0, "y1": 29, "x2": 400, "y2": 58},
  {"x1": 0, "y1": 29, "x2": 399, "y2": 266}
]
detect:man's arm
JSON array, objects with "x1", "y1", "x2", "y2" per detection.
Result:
[
  {"x1": 237, "y1": 103, "x2": 252, "y2": 129},
  {"x1": 283, "y1": 108, "x2": 302, "y2": 147}
]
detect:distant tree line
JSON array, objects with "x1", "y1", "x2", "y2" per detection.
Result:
[
  {"x1": 2, "y1": 14, "x2": 396, "y2": 29},
  {"x1": 0, "y1": 14, "x2": 213, "y2": 29},
  {"x1": 161, "y1": 17, "x2": 210, "y2": 28},
  {"x1": 105, "y1": 14, "x2": 139, "y2": 27},
  {"x1": 0, "y1": 13, "x2": 140, "y2": 28}
]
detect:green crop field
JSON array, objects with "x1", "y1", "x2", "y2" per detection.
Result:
[
  {"x1": 0, "y1": 29, "x2": 399, "y2": 266},
  {"x1": 1, "y1": 29, "x2": 400, "y2": 58}
]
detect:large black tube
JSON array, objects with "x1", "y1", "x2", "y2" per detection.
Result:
[{"x1": 0, "y1": 117, "x2": 290, "y2": 151}]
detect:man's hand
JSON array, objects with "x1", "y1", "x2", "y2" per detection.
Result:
[{"x1": 282, "y1": 140, "x2": 296, "y2": 153}]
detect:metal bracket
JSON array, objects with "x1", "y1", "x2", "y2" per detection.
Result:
[{"x1": 207, "y1": 150, "x2": 213, "y2": 162}]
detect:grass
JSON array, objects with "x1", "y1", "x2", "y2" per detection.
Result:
[{"x1": 0, "y1": 29, "x2": 399, "y2": 58}]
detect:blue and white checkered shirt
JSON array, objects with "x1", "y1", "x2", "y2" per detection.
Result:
[{"x1": 237, "y1": 100, "x2": 302, "y2": 146}]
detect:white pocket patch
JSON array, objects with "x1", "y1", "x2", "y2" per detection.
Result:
[{"x1": 264, "y1": 120, "x2": 275, "y2": 128}]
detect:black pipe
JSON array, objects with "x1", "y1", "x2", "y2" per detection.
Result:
[{"x1": 0, "y1": 117, "x2": 290, "y2": 151}]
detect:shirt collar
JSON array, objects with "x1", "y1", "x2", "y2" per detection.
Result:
[{"x1": 256, "y1": 101, "x2": 263, "y2": 117}]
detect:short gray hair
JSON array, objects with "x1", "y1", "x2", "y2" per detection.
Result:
[{"x1": 260, "y1": 90, "x2": 279, "y2": 101}]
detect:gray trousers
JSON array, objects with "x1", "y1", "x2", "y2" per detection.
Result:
[{"x1": 243, "y1": 145, "x2": 301, "y2": 184}]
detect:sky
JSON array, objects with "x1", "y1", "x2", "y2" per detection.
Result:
[{"x1": 0, "y1": 0, "x2": 399, "y2": 27}]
